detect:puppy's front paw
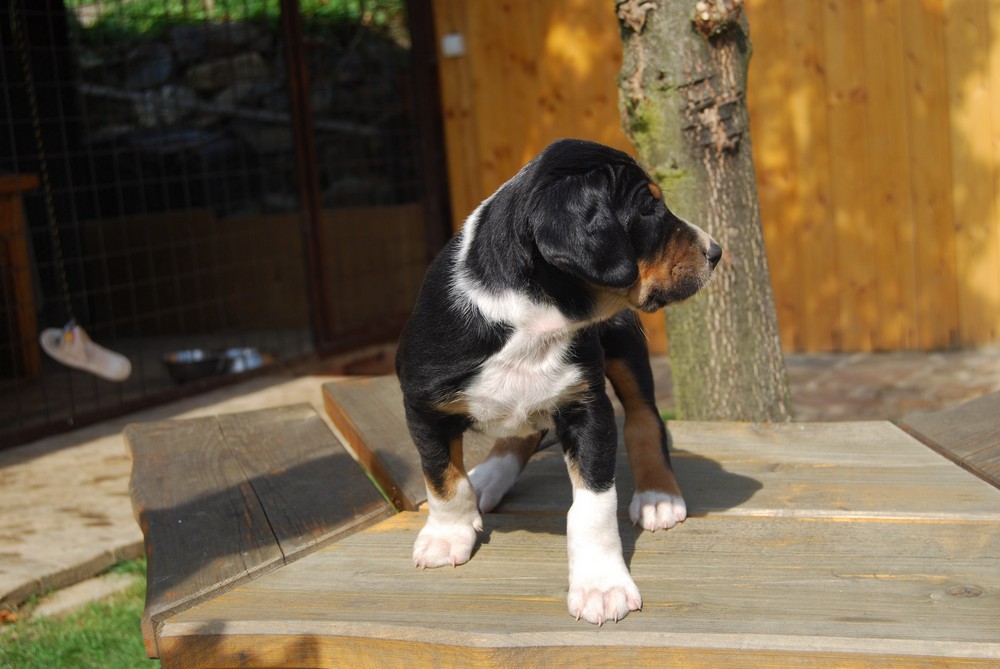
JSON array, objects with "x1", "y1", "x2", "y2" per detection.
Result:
[
  {"x1": 629, "y1": 490, "x2": 687, "y2": 531},
  {"x1": 412, "y1": 516, "x2": 482, "y2": 568},
  {"x1": 567, "y1": 571, "x2": 642, "y2": 625}
]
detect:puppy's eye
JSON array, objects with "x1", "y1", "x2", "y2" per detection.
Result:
[{"x1": 641, "y1": 200, "x2": 658, "y2": 216}]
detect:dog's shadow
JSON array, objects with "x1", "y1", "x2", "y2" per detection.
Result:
[{"x1": 474, "y1": 447, "x2": 763, "y2": 566}]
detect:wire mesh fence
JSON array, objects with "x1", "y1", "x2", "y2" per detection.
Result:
[{"x1": 0, "y1": 0, "x2": 437, "y2": 447}]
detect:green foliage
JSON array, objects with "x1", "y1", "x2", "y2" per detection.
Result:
[
  {"x1": 65, "y1": 0, "x2": 407, "y2": 44},
  {"x1": 0, "y1": 559, "x2": 157, "y2": 669}
]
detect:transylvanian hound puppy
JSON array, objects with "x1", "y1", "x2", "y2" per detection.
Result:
[{"x1": 396, "y1": 139, "x2": 722, "y2": 624}]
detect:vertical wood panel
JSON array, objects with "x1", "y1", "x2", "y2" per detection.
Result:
[
  {"x1": 432, "y1": 0, "x2": 479, "y2": 231},
  {"x1": 946, "y1": 0, "x2": 1000, "y2": 345},
  {"x1": 863, "y1": 0, "x2": 917, "y2": 349},
  {"x1": 987, "y1": 0, "x2": 1000, "y2": 342},
  {"x1": 746, "y1": 0, "x2": 801, "y2": 350},
  {"x1": 431, "y1": 0, "x2": 1000, "y2": 352},
  {"x1": 902, "y1": 0, "x2": 961, "y2": 349},
  {"x1": 782, "y1": 0, "x2": 838, "y2": 351},
  {"x1": 820, "y1": 0, "x2": 878, "y2": 351}
]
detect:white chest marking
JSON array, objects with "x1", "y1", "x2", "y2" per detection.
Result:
[
  {"x1": 452, "y1": 228, "x2": 586, "y2": 436},
  {"x1": 464, "y1": 318, "x2": 584, "y2": 437}
]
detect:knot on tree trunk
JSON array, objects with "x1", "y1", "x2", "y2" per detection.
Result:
[
  {"x1": 692, "y1": 0, "x2": 745, "y2": 38},
  {"x1": 682, "y1": 75, "x2": 744, "y2": 154},
  {"x1": 616, "y1": 0, "x2": 657, "y2": 34}
]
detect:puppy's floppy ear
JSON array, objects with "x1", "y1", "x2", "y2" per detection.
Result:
[{"x1": 532, "y1": 172, "x2": 639, "y2": 289}]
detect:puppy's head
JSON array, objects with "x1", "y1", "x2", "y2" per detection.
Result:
[{"x1": 529, "y1": 140, "x2": 722, "y2": 313}]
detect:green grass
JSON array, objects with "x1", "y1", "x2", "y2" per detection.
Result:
[{"x1": 0, "y1": 559, "x2": 158, "y2": 669}]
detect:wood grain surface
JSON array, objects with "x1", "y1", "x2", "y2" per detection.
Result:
[
  {"x1": 156, "y1": 410, "x2": 1000, "y2": 667},
  {"x1": 898, "y1": 390, "x2": 1000, "y2": 489},
  {"x1": 125, "y1": 404, "x2": 393, "y2": 657}
]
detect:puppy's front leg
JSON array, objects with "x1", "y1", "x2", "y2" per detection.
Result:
[
  {"x1": 560, "y1": 399, "x2": 641, "y2": 624},
  {"x1": 405, "y1": 405, "x2": 482, "y2": 568},
  {"x1": 602, "y1": 317, "x2": 687, "y2": 532}
]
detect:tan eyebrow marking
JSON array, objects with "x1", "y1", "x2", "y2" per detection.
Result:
[{"x1": 648, "y1": 182, "x2": 662, "y2": 200}]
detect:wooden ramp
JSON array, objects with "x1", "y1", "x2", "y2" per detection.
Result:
[
  {"x1": 121, "y1": 377, "x2": 1000, "y2": 668},
  {"x1": 124, "y1": 404, "x2": 394, "y2": 658},
  {"x1": 899, "y1": 390, "x2": 1000, "y2": 489}
]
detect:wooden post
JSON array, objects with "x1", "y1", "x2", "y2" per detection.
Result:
[{"x1": 0, "y1": 173, "x2": 41, "y2": 377}]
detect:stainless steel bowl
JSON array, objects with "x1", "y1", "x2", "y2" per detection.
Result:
[
  {"x1": 163, "y1": 347, "x2": 272, "y2": 383},
  {"x1": 162, "y1": 349, "x2": 225, "y2": 384}
]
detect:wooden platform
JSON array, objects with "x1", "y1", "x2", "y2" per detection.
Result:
[
  {"x1": 899, "y1": 390, "x2": 1000, "y2": 489},
  {"x1": 124, "y1": 404, "x2": 394, "y2": 658},
  {"x1": 129, "y1": 379, "x2": 1000, "y2": 668}
]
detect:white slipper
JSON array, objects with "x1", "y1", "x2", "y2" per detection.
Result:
[{"x1": 40, "y1": 322, "x2": 132, "y2": 382}]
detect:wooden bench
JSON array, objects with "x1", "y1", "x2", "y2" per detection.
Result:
[{"x1": 128, "y1": 379, "x2": 1000, "y2": 668}]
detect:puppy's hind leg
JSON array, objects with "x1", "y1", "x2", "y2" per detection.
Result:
[
  {"x1": 405, "y1": 405, "x2": 482, "y2": 568},
  {"x1": 468, "y1": 432, "x2": 544, "y2": 512},
  {"x1": 602, "y1": 314, "x2": 687, "y2": 531}
]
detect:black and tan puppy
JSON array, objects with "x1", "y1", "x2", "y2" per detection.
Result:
[{"x1": 396, "y1": 139, "x2": 721, "y2": 624}]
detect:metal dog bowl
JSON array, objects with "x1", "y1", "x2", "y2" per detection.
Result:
[
  {"x1": 163, "y1": 347, "x2": 272, "y2": 384},
  {"x1": 162, "y1": 349, "x2": 225, "y2": 384},
  {"x1": 219, "y1": 347, "x2": 271, "y2": 374}
]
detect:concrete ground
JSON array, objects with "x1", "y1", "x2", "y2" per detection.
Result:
[{"x1": 2, "y1": 346, "x2": 1000, "y2": 616}]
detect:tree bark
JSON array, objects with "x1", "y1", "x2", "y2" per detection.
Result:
[{"x1": 617, "y1": 0, "x2": 791, "y2": 421}]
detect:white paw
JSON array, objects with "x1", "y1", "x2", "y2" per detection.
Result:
[
  {"x1": 567, "y1": 570, "x2": 642, "y2": 625},
  {"x1": 468, "y1": 454, "x2": 521, "y2": 513},
  {"x1": 413, "y1": 515, "x2": 482, "y2": 568},
  {"x1": 629, "y1": 490, "x2": 687, "y2": 531}
]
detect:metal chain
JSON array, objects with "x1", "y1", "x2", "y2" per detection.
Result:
[{"x1": 8, "y1": 0, "x2": 75, "y2": 323}]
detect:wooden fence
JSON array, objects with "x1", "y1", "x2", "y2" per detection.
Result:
[{"x1": 430, "y1": 0, "x2": 1000, "y2": 352}]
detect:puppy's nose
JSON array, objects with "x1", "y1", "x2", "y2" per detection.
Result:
[{"x1": 707, "y1": 242, "x2": 723, "y2": 269}]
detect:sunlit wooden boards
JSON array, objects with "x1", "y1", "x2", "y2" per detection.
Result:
[
  {"x1": 323, "y1": 377, "x2": 500, "y2": 511},
  {"x1": 124, "y1": 404, "x2": 394, "y2": 658},
  {"x1": 156, "y1": 418, "x2": 1000, "y2": 668},
  {"x1": 899, "y1": 389, "x2": 1000, "y2": 489}
]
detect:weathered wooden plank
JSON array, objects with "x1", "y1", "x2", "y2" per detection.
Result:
[
  {"x1": 125, "y1": 416, "x2": 283, "y2": 658},
  {"x1": 215, "y1": 405, "x2": 395, "y2": 560},
  {"x1": 160, "y1": 510, "x2": 1000, "y2": 668},
  {"x1": 323, "y1": 377, "x2": 496, "y2": 511},
  {"x1": 494, "y1": 421, "x2": 1000, "y2": 521},
  {"x1": 323, "y1": 377, "x2": 1000, "y2": 520},
  {"x1": 898, "y1": 390, "x2": 1000, "y2": 488},
  {"x1": 125, "y1": 404, "x2": 393, "y2": 658}
]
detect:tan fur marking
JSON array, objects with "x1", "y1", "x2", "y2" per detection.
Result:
[
  {"x1": 565, "y1": 455, "x2": 585, "y2": 491},
  {"x1": 431, "y1": 395, "x2": 470, "y2": 416},
  {"x1": 630, "y1": 227, "x2": 707, "y2": 308},
  {"x1": 647, "y1": 181, "x2": 662, "y2": 200},
  {"x1": 433, "y1": 435, "x2": 468, "y2": 501},
  {"x1": 606, "y1": 359, "x2": 682, "y2": 497},
  {"x1": 487, "y1": 432, "x2": 544, "y2": 469}
]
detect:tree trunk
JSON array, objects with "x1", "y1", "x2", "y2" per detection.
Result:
[{"x1": 617, "y1": 0, "x2": 791, "y2": 422}]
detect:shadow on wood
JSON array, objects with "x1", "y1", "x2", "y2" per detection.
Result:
[{"x1": 124, "y1": 404, "x2": 393, "y2": 658}]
